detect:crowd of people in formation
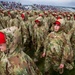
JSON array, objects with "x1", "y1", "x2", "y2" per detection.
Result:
[
  {"x1": 0, "y1": 1, "x2": 24, "y2": 9},
  {"x1": 0, "y1": 5, "x2": 75, "y2": 75},
  {"x1": 33, "y1": 4, "x2": 57, "y2": 10}
]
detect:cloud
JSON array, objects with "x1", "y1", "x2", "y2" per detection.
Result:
[
  {"x1": 19, "y1": 0, "x2": 75, "y2": 7},
  {"x1": 0, "y1": 0, "x2": 20, "y2": 2},
  {"x1": 0, "y1": 0, "x2": 75, "y2": 7}
]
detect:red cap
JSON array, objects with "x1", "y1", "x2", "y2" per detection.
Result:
[
  {"x1": 35, "y1": 20, "x2": 40, "y2": 23},
  {"x1": 0, "y1": 32, "x2": 6, "y2": 44},
  {"x1": 54, "y1": 21, "x2": 61, "y2": 26},
  {"x1": 21, "y1": 13, "x2": 25, "y2": 19}
]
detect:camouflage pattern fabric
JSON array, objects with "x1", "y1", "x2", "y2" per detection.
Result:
[{"x1": 0, "y1": 26, "x2": 42, "y2": 75}]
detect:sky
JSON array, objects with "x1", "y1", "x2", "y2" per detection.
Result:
[{"x1": 0, "y1": 0, "x2": 75, "y2": 7}]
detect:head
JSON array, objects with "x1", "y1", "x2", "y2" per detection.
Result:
[
  {"x1": 10, "y1": 11, "x2": 16, "y2": 19},
  {"x1": 0, "y1": 32, "x2": 7, "y2": 52},
  {"x1": 35, "y1": 20, "x2": 40, "y2": 26},
  {"x1": 44, "y1": 11, "x2": 48, "y2": 17},
  {"x1": 3, "y1": 10, "x2": 8, "y2": 16},
  {"x1": 54, "y1": 21, "x2": 61, "y2": 32},
  {"x1": 35, "y1": 16, "x2": 43, "y2": 26},
  {"x1": 67, "y1": 16, "x2": 70, "y2": 20},
  {"x1": 39, "y1": 13, "x2": 44, "y2": 18}
]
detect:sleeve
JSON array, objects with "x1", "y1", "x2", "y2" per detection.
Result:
[
  {"x1": 20, "y1": 21, "x2": 29, "y2": 45},
  {"x1": 43, "y1": 34, "x2": 50, "y2": 53},
  {"x1": 67, "y1": 22, "x2": 75, "y2": 40}
]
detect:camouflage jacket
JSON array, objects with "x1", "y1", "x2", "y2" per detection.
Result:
[
  {"x1": 33, "y1": 24, "x2": 48, "y2": 49},
  {"x1": 0, "y1": 26, "x2": 42, "y2": 75},
  {"x1": 44, "y1": 31, "x2": 74, "y2": 71}
]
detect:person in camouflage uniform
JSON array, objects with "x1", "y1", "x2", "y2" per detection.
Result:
[
  {"x1": 1, "y1": 10, "x2": 10, "y2": 29},
  {"x1": 71, "y1": 21, "x2": 75, "y2": 60},
  {"x1": 49, "y1": 12, "x2": 57, "y2": 32},
  {"x1": 43, "y1": 11, "x2": 51, "y2": 31},
  {"x1": 42, "y1": 19, "x2": 75, "y2": 75},
  {"x1": 32, "y1": 16, "x2": 48, "y2": 62},
  {"x1": 19, "y1": 11, "x2": 35, "y2": 55},
  {"x1": 0, "y1": 26, "x2": 42, "y2": 75},
  {"x1": 9, "y1": 11, "x2": 19, "y2": 28},
  {"x1": 64, "y1": 15, "x2": 73, "y2": 33},
  {"x1": 19, "y1": 12, "x2": 29, "y2": 46},
  {"x1": 0, "y1": 10, "x2": 7, "y2": 29},
  {"x1": 9, "y1": 10, "x2": 31, "y2": 50}
]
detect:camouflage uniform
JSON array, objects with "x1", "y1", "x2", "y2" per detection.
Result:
[
  {"x1": 2, "y1": 10, "x2": 10, "y2": 29},
  {"x1": 10, "y1": 11, "x2": 29, "y2": 47},
  {"x1": 0, "y1": 11, "x2": 9, "y2": 29},
  {"x1": 0, "y1": 13, "x2": 4, "y2": 29},
  {"x1": 33, "y1": 16, "x2": 48, "y2": 60},
  {"x1": 9, "y1": 11, "x2": 19, "y2": 28},
  {"x1": 49, "y1": 14, "x2": 57, "y2": 32},
  {"x1": 64, "y1": 17, "x2": 73, "y2": 33},
  {"x1": 43, "y1": 11, "x2": 51, "y2": 30},
  {"x1": 43, "y1": 19, "x2": 75, "y2": 74},
  {"x1": 0, "y1": 26, "x2": 42, "y2": 75},
  {"x1": 71, "y1": 21, "x2": 75, "y2": 60}
]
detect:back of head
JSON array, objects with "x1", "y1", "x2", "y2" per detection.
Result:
[
  {"x1": 3, "y1": 10, "x2": 8, "y2": 16},
  {"x1": 35, "y1": 16, "x2": 43, "y2": 25},
  {"x1": 10, "y1": 11, "x2": 16, "y2": 18}
]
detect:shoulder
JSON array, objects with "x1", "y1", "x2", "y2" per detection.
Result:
[{"x1": 48, "y1": 32, "x2": 54, "y2": 36}]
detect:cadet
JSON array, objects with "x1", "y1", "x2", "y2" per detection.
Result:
[
  {"x1": 42, "y1": 19, "x2": 75, "y2": 75},
  {"x1": 33, "y1": 16, "x2": 48, "y2": 62},
  {"x1": 0, "y1": 26, "x2": 42, "y2": 75}
]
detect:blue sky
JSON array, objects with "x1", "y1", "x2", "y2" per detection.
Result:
[{"x1": 0, "y1": 0, "x2": 75, "y2": 7}]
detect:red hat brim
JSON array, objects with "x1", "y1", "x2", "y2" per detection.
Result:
[
  {"x1": 0, "y1": 32, "x2": 6, "y2": 44},
  {"x1": 21, "y1": 14, "x2": 25, "y2": 19},
  {"x1": 54, "y1": 21, "x2": 61, "y2": 26},
  {"x1": 35, "y1": 20, "x2": 40, "y2": 23}
]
